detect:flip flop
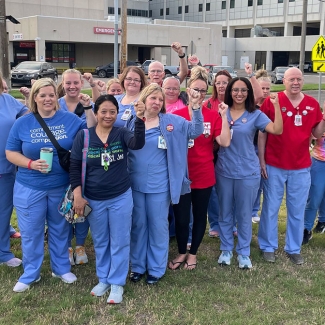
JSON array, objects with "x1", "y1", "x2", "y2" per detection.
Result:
[
  {"x1": 168, "y1": 260, "x2": 185, "y2": 270},
  {"x1": 184, "y1": 261, "x2": 197, "y2": 270}
]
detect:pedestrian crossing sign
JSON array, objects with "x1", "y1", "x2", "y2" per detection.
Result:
[{"x1": 311, "y1": 35, "x2": 325, "y2": 62}]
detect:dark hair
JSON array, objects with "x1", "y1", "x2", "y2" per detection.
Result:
[
  {"x1": 224, "y1": 77, "x2": 255, "y2": 113},
  {"x1": 119, "y1": 66, "x2": 148, "y2": 91},
  {"x1": 212, "y1": 70, "x2": 232, "y2": 100},
  {"x1": 94, "y1": 94, "x2": 119, "y2": 114}
]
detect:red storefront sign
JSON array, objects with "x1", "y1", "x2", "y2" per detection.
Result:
[
  {"x1": 20, "y1": 42, "x2": 35, "y2": 48},
  {"x1": 93, "y1": 27, "x2": 121, "y2": 35}
]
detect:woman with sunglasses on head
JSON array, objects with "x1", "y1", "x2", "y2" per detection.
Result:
[
  {"x1": 169, "y1": 66, "x2": 231, "y2": 271},
  {"x1": 114, "y1": 66, "x2": 148, "y2": 127},
  {"x1": 216, "y1": 77, "x2": 282, "y2": 269}
]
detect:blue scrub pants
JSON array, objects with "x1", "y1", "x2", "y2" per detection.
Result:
[
  {"x1": 252, "y1": 178, "x2": 263, "y2": 217},
  {"x1": 258, "y1": 165, "x2": 311, "y2": 254},
  {"x1": 216, "y1": 175, "x2": 260, "y2": 256},
  {"x1": 0, "y1": 173, "x2": 16, "y2": 263},
  {"x1": 318, "y1": 197, "x2": 325, "y2": 223},
  {"x1": 304, "y1": 157, "x2": 325, "y2": 230},
  {"x1": 13, "y1": 181, "x2": 71, "y2": 284},
  {"x1": 130, "y1": 190, "x2": 170, "y2": 278},
  {"x1": 68, "y1": 219, "x2": 90, "y2": 247},
  {"x1": 86, "y1": 188, "x2": 133, "y2": 286}
]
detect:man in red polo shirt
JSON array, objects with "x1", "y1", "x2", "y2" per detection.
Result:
[{"x1": 258, "y1": 67, "x2": 325, "y2": 265}]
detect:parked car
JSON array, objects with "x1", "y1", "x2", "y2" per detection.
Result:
[
  {"x1": 11, "y1": 61, "x2": 58, "y2": 86},
  {"x1": 141, "y1": 60, "x2": 180, "y2": 75},
  {"x1": 208, "y1": 66, "x2": 237, "y2": 85},
  {"x1": 288, "y1": 61, "x2": 312, "y2": 72},
  {"x1": 203, "y1": 64, "x2": 217, "y2": 72},
  {"x1": 270, "y1": 66, "x2": 290, "y2": 84},
  {"x1": 95, "y1": 61, "x2": 141, "y2": 78}
]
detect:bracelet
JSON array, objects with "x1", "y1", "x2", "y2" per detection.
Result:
[
  {"x1": 27, "y1": 159, "x2": 33, "y2": 170},
  {"x1": 247, "y1": 73, "x2": 255, "y2": 78},
  {"x1": 90, "y1": 83, "x2": 96, "y2": 87},
  {"x1": 178, "y1": 53, "x2": 186, "y2": 59},
  {"x1": 83, "y1": 105, "x2": 93, "y2": 110}
]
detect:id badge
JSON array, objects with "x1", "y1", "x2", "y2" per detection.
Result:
[
  {"x1": 158, "y1": 136, "x2": 167, "y2": 149},
  {"x1": 230, "y1": 129, "x2": 233, "y2": 139},
  {"x1": 121, "y1": 108, "x2": 132, "y2": 120},
  {"x1": 188, "y1": 139, "x2": 195, "y2": 148},
  {"x1": 101, "y1": 153, "x2": 110, "y2": 166},
  {"x1": 294, "y1": 114, "x2": 302, "y2": 126}
]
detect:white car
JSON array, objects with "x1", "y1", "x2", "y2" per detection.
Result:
[{"x1": 208, "y1": 66, "x2": 237, "y2": 85}]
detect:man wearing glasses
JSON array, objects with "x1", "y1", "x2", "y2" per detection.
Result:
[
  {"x1": 258, "y1": 67, "x2": 325, "y2": 265},
  {"x1": 148, "y1": 42, "x2": 188, "y2": 86}
]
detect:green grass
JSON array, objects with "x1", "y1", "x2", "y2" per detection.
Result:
[
  {"x1": 270, "y1": 83, "x2": 325, "y2": 92},
  {"x1": 2, "y1": 202, "x2": 325, "y2": 325}
]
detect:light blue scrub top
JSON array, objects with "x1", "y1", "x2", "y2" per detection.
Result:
[
  {"x1": 216, "y1": 109, "x2": 270, "y2": 179},
  {"x1": 114, "y1": 94, "x2": 137, "y2": 127},
  {"x1": 128, "y1": 126, "x2": 169, "y2": 193}
]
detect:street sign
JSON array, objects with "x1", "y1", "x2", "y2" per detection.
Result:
[{"x1": 312, "y1": 35, "x2": 325, "y2": 72}]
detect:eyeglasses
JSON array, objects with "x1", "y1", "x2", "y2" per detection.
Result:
[
  {"x1": 231, "y1": 88, "x2": 248, "y2": 94},
  {"x1": 125, "y1": 77, "x2": 141, "y2": 83},
  {"x1": 215, "y1": 81, "x2": 228, "y2": 86},
  {"x1": 163, "y1": 87, "x2": 180, "y2": 92},
  {"x1": 284, "y1": 78, "x2": 303, "y2": 83},
  {"x1": 191, "y1": 88, "x2": 207, "y2": 95},
  {"x1": 149, "y1": 70, "x2": 163, "y2": 74}
]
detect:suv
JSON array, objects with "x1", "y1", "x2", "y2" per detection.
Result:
[
  {"x1": 95, "y1": 61, "x2": 140, "y2": 78},
  {"x1": 288, "y1": 61, "x2": 312, "y2": 72},
  {"x1": 11, "y1": 61, "x2": 58, "y2": 86}
]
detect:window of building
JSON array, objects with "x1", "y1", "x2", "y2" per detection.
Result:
[
  {"x1": 185, "y1": 5, "x2": 189, "y2": 13},
  {"x1": 257, "y1": 0, "x2": 263, "y2": 5},
  {"x1": 206, "y1": 3, "x2": 210, "y2": 11},
  {"x1": 149, "y1": 10, "x2": 152, "y2": 17},
  {"x1": 289, "y1": 0, "x2": 295, "y2": 2},
  {"x1": 222, "y1": 1, "x2": 226, "y2": 9},
  {"x1": 199, "y1": 4, "x2": 203, "y2": 12},
  {"x1": 230, "y1": 0, "x2": 235, "y2": 9},
  {"x1": 49, "y1": 43, "x2": 75, "y2": 63},
  {"x1": 278, "y1": 0, "x2": 283, "y2": 2},
  {"x1": 166, "y1": 8, "x2": 169, "y2": 15},
  {"x1": 160, "y1": 8, "x2": 163, "y2": 16},
  {"x1": 178, "y1": 6, "x2": 182, "y2": 14},
  {"x1": 248, "y1": 0, "x2": 253, "y2": 6}
]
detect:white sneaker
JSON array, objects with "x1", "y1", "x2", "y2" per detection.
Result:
[
  {"x1": 252, "y1": 216, "x2": 260, "y2": 223},
  {"x1": 52, "y1": 272, "x2": 77, "y2": 284},
  {"x1": 107, "y1": 285, "x2": 124, "y2": 304},
  {"x1": 2, "y1": 257, "x2": 22, "y2": 267},
  {"x1": 74, "y1": 246, "x2": 88, "y2": 265},
  {"x1": 68, "y1": 247, "x2": 75, "y2": 266},
  {"x1": 91, "y1": 282, "x2": 110, "y2": 297},
  {"x1": 13, "y1": 277, "x2": 41, "y2": 293}
]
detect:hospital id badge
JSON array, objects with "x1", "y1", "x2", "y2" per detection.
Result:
[
  {"x1": 121, "y1": 109, "x2": 132, "y2": 120},
  {"x1": 158, "y1": 136, "x2": 167, "y2": 149},
  {"x1": 188, "y1": 139, "x2": 195, "y2": 148},
  {"x1": 294, "y1": 114, "x2": 302, "y2": 126},
  {"x1": 230, "y1": 129, "x2": 233, "y2": 139},
  {"x1": 101, "y1": 153, "x2": 110, "y2": 166}
]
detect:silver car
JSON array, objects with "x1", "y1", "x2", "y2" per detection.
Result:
[
  {"x1": 208, "y1": 66, "x2": 237, "y2": 85},
  {"x1": 270, "y1": 66, "x2": 290, "y2": 84}
]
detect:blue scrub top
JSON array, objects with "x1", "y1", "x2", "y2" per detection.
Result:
[
  {"x1": 128, "y1": 126, "x2": 169, "y2": 193},
  {"x1": 58, "y1": 97, "x2": 94, "y2": 123},
  {"x1": 114, "y1": 94, "x2": 137, "y2": 127},
  {"x1": 216, "y1": 109, "x2": 270, "y2": 179}
]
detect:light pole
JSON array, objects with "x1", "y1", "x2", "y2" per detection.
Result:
[{"x1": 299, "y1": 0, "x2": 308, "y2": 74}]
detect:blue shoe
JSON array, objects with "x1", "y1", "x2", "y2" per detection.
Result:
[
  {"x1": 218, "y1": 251, "x2": 233, "y2": 266},
  {"x1": 237, "y1": 255, "x2": 252, "y2": 269},
  {"x1": 91, "y1": 282, "x2": 110, "y2": 297},
  {"x1": 146, "y1": 275, "x2": 160, "y2": 285}
]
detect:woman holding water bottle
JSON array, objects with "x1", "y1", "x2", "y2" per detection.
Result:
[{"x1": 5, "y1": 78, "x2": 89, "y2": 293}]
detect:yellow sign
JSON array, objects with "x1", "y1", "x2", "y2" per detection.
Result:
[
  {"x1": 313, "y1": 61, "x2": 325, "y2": 73},
  {"x1": 311, "y1": 35, "x2": 325, "y2": 62}
]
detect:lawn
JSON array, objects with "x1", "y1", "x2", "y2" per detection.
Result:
[{"x1": 2, "y1": 202, "x2": 325, "y2": 325}]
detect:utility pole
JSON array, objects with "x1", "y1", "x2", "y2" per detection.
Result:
[
  {"x1": 0, "y1": 0, "x2": 10, "y2": 81},
  {"x1": 299, "y1": 0, "x2": 308, "y2": 73},
  {"x1": 120, "y1": 0, "x2": 127, "y2": 73}
]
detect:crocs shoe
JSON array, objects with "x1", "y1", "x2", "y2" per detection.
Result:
[
  {"x1": 107, "y1": 285, "x2": 123, "y2": 304},
  {"x1": 68, "y1": 247, "x2": 75, "y2": 266},
  {"x1": 218, "y1": 251, "x2": 233, "y2": 266},
  {"x1": 237, "y1": 255, "x2": 252, "y2": 269},
  {"x1": 75, "y1": 246, "x2": 88, "y2": 265},
  {"x1": 52, "y1": 272, "x2": 77, "y2": 284},
  {"x1": 1, "y1": 257, "x2": 22, "y2": 267},
  {"x1": 13, "y1": 277, "x2": 41, "y2": 293},
  {"x1": 91, "y1": 282, "x2": 110, "y2": 297}
]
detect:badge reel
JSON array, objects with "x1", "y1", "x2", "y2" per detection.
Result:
[
  {"x1": 294, "y1": 114, "x2": 302, "y2": 126},
  {"x1": 158, "y1": 136, "x2": 167, "y2": 149},
  {"x1": 188, "y1": 139, "x2": 195, "y2": 148},
  {"x1": 121, "y1": 108, "x2": 132, "y2": 121}
]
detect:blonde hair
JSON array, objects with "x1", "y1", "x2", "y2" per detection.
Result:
[
  {"x1": 62, "y1": 68, "x2": 82, "y2": 81},
  {"x1": 29, "y1": 78, "x2": 59, "y2": 113},
  {"x1": 255, "y1": 69, "x2": 271, "y2": 83},
  {"x1": 139, "y1": 83, "x2": 166, "y2": 114},
  {"x1": 187, "y1": 66, "x2": 208, "y2": 88},
  {"x1": 106, "y1": 78, "x2": 123, "y2": 92}
]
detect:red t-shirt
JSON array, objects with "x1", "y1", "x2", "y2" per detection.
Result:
[
  {"x1": 174, "y1": 106, "x2": 222, "y2": 188},
  {"x1": 203, "y1": 97, "x2": 221, "y2": 112},
  {"x1": 260, "y1": 91, "x2": 322, "y2": 169}
]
